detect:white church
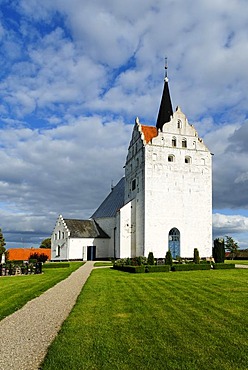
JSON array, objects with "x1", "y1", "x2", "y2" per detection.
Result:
[{"x1": 51, "y1": 72, "x2": 212, "y2": 261}]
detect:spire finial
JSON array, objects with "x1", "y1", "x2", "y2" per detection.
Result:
[{"x1": 164, "y1": 57, "x2": 168, "y2": 82}]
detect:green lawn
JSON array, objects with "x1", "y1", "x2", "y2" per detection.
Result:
[
  {"x1": 0, "y1": 262, "x2": 83, "y2": 320},
  {"x1": 94, "y1": 261, "x2": 113, "y2": 267},
  {"x1": 225, "y1": 260, "x2": 248, "y2": 265},
  {"x1": 42, "y1": 268, "x2": 248, "y2": 370}
]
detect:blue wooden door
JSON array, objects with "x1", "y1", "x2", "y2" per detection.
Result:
[{"x1": 168, "y1": 228, "x2": 180, "y2": 259}]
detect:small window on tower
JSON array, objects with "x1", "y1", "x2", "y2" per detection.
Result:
[
  {"x1": 182, "y1": 139, "x2": 187, "y2": 148},
  {"x1": 177, "y1": 120, "x2": 182, "y2": 128},
  {"x1": 185, "y1": 156, "x2": 191, "y2": 164},
  {"x1": 172, "y1": 137, "x2": 177, "y2": 147},
  {"x1": 168, "y1": 155, "x2": 174, "y2": 162},
  {"x1": 132, "y1": 179, "x2": 136, "y2": 191}
]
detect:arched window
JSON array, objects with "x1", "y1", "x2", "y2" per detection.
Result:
[
  {"x1": 182, "y1": 138, "x2": 187, "y2": 148},
  {"x1": 168, "y1": 228, "x2": 180, "y2": 258},
  {"x1": 168, "y1": 155, "x2": 174, "y2": 162},
  {"x1": 172, "y1": 137, "x2": 176, "y2": 147},
  {"x1": 177, "y1": 120, "x2": 182, "y2": 128},
  {"x1": 185, "y1": 156, "x2": 191, "y2": 164}
]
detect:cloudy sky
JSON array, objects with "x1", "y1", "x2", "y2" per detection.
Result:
[{"x1": 1, "y1": 0, "x2": 248, "y2": 249}]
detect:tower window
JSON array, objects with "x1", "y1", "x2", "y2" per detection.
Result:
[
  {"x1": 172, "y1": 137, "x2": 176, "y2": 147},
  {"x1": 168, "y1": 155, "x2": 174, "y2": 162},
  {"x1": 132, "y1": 179, "x2": 136, "y2": 191},
  {"x1": 185, "y1": 156, "x2": 191, "y2": 164},
  {"x1": 177, "y1": 120, "x2": 182, "y2": 128},
  {"x1": 182, "y1": 139, "x2": 187, "y2": 148}
]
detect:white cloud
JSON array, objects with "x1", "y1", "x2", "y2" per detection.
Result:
[
  {"x1": 1, "y1": 0, "x2": 248, "y2": 247},
  {"x1": 213, "y1": 213, "x2": 248, "y2": 249},
  {"x1": 0, "y1": 116, "x2": 132, "y2": 246}
]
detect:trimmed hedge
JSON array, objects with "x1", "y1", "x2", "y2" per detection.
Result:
[
  {"x1": 212, "y1": 263, "x2": 235, "y2": 270},
  {"x1": 43, "y1": 262, "x2": 70, "y2": 269},
  {"x1": 113, "y1": 265, "x2": 171, "y2": 273},
  {"x1": 171, "y1": 264, "x2": 211, "y2": 271},
  {"x1": 113, "y1": 265, "x2": 145, "y2": 273},
  {"x1": 146, "y1": 265, "x2": 170, "y2": 273}
]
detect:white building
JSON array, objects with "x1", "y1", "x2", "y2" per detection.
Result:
[{"x1": 51, "y1": 74, "x2": 212, "y2": 261}]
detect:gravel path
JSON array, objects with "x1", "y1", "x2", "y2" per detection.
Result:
[
  {"x1": 235, "y1": 264, "x2": 248, "y2": 269},
  {"x1": 0, "y1": 261, "x2": 95, "y2": 370}
]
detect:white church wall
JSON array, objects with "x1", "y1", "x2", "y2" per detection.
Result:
[
  {"x1": 118, "y1": 200, "x2": 136, "y2": 258},
  {"x1": 68, "y1": 238, "x2": 110, "y2": 260},
  {"x1": 115, "y1": 211, "x2": 121, "y2": 258},
  {"x1": 123, "y1": 122, "x2": 145, "y2": 257},
  {"x1": 143, "y1": 109, "x2": 212, "y2": 258},
  {"x1": 93, "y1": 217, "x2": 114, "y2": 257}
]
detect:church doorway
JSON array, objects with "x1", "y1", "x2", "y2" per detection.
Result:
[
  {"x1": 87, "y1": 246, "x2": 96, "y2": 261},
  {"x1": 168, "y1": 228, "x2": 180, "y2": 259}
]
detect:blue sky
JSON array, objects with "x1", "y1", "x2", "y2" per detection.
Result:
[{"x1": 1, "y1": 0, "x2": 248, "y2": 249}]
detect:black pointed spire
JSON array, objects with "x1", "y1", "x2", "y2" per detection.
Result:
[{"x1": 156, "y1": 59, "x2": 173, "y2": 131}]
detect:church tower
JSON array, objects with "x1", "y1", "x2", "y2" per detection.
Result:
[{"x1": 117, "y1": 68, "x2": 212, "y2": 259}]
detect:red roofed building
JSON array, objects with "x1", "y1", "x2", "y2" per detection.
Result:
[{"x1": 8, "y1": 248, "x2": 51, "y2": 261}]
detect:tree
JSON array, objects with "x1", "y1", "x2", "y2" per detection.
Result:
[
  {"x1": 225, "y1": 236, "x2": 239, "y2": 260},
  {"x1": 213, "y1": 238, "x2": 225, "y2": 263},
  {"x1": 29, "y1": 252, "x2": 48, "y2": 263},
  {"x1": 147, "y1": 252, "x2": 154, "y2": 265},
  {"x1": 165, "y1": 250, "x2": 173, "y2": 266},
  {"x1": 40, "y1": 238, "x2": 51, "y2": 249},
  {"x1": 0, "y1": 228, "x2": 6, "y2": 262},
  {"x1": 193, "y1": 248, "x2": 200, "y2": 264}
]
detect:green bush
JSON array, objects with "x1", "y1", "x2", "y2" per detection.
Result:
[
  {"x1": 113, "y1": 265, "x2": 145, "y2": 273},
  {"x1": 212, "y1": 263, "x2": 235, "y2": 269},
  {"x1": 171, "y1": 264, "x2": 211, "y2": 271},
  {"x1": 146, "y1": 265, "x2": 170, "y2": 273},
  {"x1": 165, "y1": 250, "x2": 173, "y2": 266},
  {"x1": 193, "y1": 248, "x2": 200, "y2": 264},
  {"x1": 43, "y1": 262, "x2": 70, "y2": 269},
  {"x1": 213, "y1": 238, "x2": 225, "y2": 263},
  {"x1": 147, "y1": 252, "x2": 154, "y2": 265}
]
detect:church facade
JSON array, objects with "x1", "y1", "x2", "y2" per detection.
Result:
[{"x1": 51, "y1": 76, "x2": 212, "y2": 261}]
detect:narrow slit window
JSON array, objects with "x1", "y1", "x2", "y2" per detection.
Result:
[
  {"x1": 172, "y1": 137, "x2": 177, "y2": 147},
  {"x1": 132, "y1": 179, "x2": 136, "y2": 191}
]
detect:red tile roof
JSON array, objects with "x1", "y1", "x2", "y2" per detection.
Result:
[
  {"x1": 8, "y1": 248, "x2": 51, "y2": 261},
  {"x1": 141, "y1": 125, "x2": 158, "y2": 143}
]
